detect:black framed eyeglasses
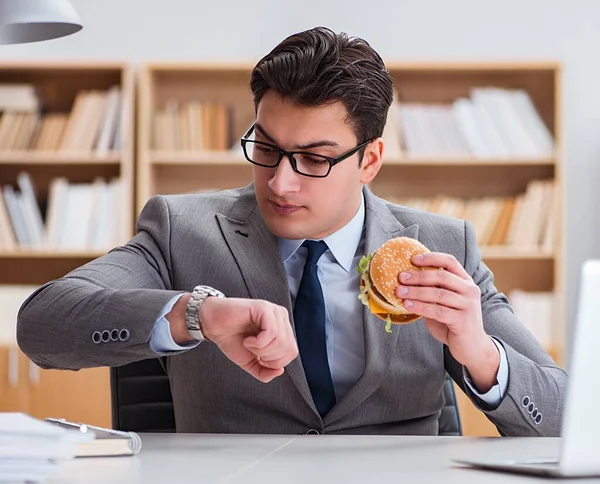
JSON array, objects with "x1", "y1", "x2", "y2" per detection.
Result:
[{"x1": 240, "y1": 124, "x2": 374, "y2": 178}]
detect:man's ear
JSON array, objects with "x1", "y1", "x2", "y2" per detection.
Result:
[{"x1": 359, "y1": 138, "x2": 384, "y2": 184}]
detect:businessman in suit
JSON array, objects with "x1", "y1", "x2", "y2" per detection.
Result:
[{"x1": 17, "y1": 27, "x2": 566, "y2": 436}]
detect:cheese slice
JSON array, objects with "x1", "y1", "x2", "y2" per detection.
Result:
[{"x1": 369, "y1": 297, "x2": 388, "y2": 315}]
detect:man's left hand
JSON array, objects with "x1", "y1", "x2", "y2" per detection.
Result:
[{"x1": 395, "y1": 252, "x2": 500, "y2": 393}]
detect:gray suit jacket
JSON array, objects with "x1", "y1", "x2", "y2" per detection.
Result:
[{"x1": 17, "y1": 185, "x2": 567, "y2": 436}]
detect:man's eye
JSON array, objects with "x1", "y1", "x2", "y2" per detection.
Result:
[{"x1": 304, "y1": 156, "x2": 329, "y2": 165}]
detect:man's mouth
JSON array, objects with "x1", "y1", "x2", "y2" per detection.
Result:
[{"x1": 269, "y1": 199, "x2": 303, "y2": 214}]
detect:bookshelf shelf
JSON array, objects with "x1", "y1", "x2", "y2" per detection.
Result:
[
  {"x1": 0, "y1": 250, "x2": 108, "y2": 259},
  {"x1": 150, "y1": 151, "x2": 244, "y2": 165},
  {"x1": 384, "y1": 156, "x2": 557, "y2": 166},
  {"x1": 137, "y1": 62, "x2": 564, "y2": 439},
  {"x1": 149, "y1": 152, "x2": 556, "y2": 168},
  {"x1": 0, "y1": 152, "x2": 121, "y2": 165},
  {"x1": 481, "y1": 247, "x2": 556, "y2": 260}
]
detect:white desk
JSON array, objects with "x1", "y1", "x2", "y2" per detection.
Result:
[{"x1": 50, "y1": 434, "x2": 592, "y2": 484}]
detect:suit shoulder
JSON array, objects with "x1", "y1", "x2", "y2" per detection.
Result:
[
  {"x1": 381, "y1": 200, "x2": 473, "y2": 262},
  {"x1": 147, "y1": 188, "x2": 243, "y2": 218},
  {"x1": 385, "y1": 200, "x2": 466, "y2": 233}
]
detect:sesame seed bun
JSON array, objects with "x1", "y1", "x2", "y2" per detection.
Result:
[{"x1": 361, "y1": 237, "x2": 437, "y2": 325}]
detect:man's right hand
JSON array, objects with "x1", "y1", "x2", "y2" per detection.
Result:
[{"x1": 166, "y1": 295, "x2": 298, "y2": 383}]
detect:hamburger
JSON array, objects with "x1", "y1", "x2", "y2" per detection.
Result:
[{"x1": 357, "y1": 237, "x2": 436, "y2": 333}]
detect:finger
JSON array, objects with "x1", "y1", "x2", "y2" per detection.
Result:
[
  {"x1": 245, "y1": 308, "x2": 297, "y2": 363},
  {"x1": 247, "y1": 307, "x2": 287, "y2": 356},
  {"x1": 395, "y1": 284, "x2": 467, "y2": 310},
  {"x1": 257, "y1": 366, "x2": 284, "y2": 383},
  {"x1": 411, "y1": 252, "x2": 471, "y2": 280},
  {"x1": 258, "y1": 334, "x2": 298, "y2": 368},
  {"x1": 274, "y1": 305, "x2": 299, "y2": 362},
  {"x1": 244, "y1": 306, "x2": 279, "y2": 349},
  {"x1": 247, "y1": 335, "x2": 287, "y2": 361},
  {"x1": 261, "y1": 311, "x2": 298, "y2": 365},
  {"x1": 399, "y1": 265, "x2": 470, "y2": 294},
  {"x1": 402, "y1": 299, "x2": 461, "y2": 325},
  {"x1": 243, "y1": 358, "x2": 284, "y2": 383},
  {"x1": 258, "y1": 355, "x2": 295, "y2": 370},
  {"x1": 280, "y1": 307, "x2": 298, "y2": 353}
]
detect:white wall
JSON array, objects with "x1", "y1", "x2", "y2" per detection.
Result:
[{"x1": 2, "y1": 0, "x2": 598, "y2": 354}]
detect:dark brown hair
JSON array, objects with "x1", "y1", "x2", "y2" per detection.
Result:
[{"x1": 250, "y1": 26, "x2": 394, "y2": 148}]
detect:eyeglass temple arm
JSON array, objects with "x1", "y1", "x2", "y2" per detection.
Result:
[{"x1": 242, "y1": 123, "x2": 256, "y2": 139}]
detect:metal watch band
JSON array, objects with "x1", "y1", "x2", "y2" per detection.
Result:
[{"x1": 185, "y1": 285, "x2": 225, "y2": 341}]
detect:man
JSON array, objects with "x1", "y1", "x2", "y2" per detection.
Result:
[{"x1": 17, "y1": 27, "x2": 566, "y2": 436}]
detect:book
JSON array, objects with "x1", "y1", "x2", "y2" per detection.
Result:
[
  {"x1": 44, "y1": 418, "x2": 142, "y2": 457},
  {"x1": 0, "y1": 413, "x2": 93, "y2": 482}
]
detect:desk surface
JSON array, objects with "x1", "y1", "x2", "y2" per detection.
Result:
[{"x1": 50, "y1": 433, "x2": 591, "y2": 484}]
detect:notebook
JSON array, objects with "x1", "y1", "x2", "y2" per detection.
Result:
[{"x1": 44, "y1": 418, "x2": 142, "y2": 458}]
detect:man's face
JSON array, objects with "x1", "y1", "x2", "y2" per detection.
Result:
[{"x1": 252, "y1": 91, "x2": 382, "y2": 240}]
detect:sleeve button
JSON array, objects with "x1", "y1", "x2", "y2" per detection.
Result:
[
  {"x1": 91, "y1": 331, "x2": 101, "y2": 344},
  {"x1": 119, "y1": 329, "x2": 130, "y2": 342}
]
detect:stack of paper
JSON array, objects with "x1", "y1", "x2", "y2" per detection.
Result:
[{"x1": 0, "y1": 413, "x2": 94, "y2": 483}]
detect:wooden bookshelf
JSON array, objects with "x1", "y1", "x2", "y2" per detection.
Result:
[
  {"x1": 137, "y1": 63, "x2": 257, "y2": 208},
  {"x1": 379, "y1": 62, "x2": 564, "y2": 438},
  {"x1": 137, "y1": 62, "x2": 564, "y2": 438},
  {"x1": 0, "y1": 62, "x2": 135, "y2": 429}
]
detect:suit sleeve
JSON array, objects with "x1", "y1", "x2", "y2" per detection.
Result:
[
  {"x1": 444, "y1": 219, "x2": 568, "y2": 437},
  {"x1": 16, "y1": 195, "x2": 185, "y2": 370}
]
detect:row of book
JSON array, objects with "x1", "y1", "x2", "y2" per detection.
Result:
[
  {"x1": 153, "y1": 100, "x2": 235, "y2": 152},
  {"x1": 0, "y1": 172, "x2": 126, "y2": 251},
  {"x1": 0, "y1": 83, "x2": 553, "y2": 159},
  {"x1": 0, "y1": 175, "x2": 555, "y2": 252},
  {"x1": 388, "y1": 179, "x2": 556, "y2": 249},
  {"x1": 383, "y1": 87, "x2": 555, "y2": 159},
  {"x1": 0, "y1": 84, "x2": 122, "y2": 154},
  {"x1": 0, "y1": 83, "x2": 40, "y2": 112}
]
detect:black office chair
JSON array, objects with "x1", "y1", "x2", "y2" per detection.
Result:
[
  {"x1": 438, "y1": 374, "x2": 462, "y2": 436},
  {"x1": 110, "y1": 358, "x2": 175, "y2": 433},
  {"x1": 111, "y1": 360, "x2": 462, "y2": 436}
]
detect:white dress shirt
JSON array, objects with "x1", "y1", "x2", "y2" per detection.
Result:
[{"x1": 150, "y1": 194, "x2": 508, "y2": 405}]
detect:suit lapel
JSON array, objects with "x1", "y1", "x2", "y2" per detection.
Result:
[
  {"x1": 324, "y1": 187, "x2": 420, "y2": 426},
  {"x1": 215, "y1": 185, "x2": 317, "y2": 414}
]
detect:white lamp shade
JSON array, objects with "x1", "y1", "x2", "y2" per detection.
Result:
[{"x1": 0, "y1": 0, "x2": 82, "y2": 45}]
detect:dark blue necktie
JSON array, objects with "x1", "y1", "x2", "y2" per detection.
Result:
[{"x1": 293, "y1": 240, "x2": 336, "y2": 417}]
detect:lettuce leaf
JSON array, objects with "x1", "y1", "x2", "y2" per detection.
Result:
[
  {"x1": 385, "y1": 315, "x2": 392, "y2": 333},
  {"x1": 356, "y1": 253, "x2": 373, "y2": 274},
  {"x1": 357, "y1": 289, "x2": 370, "y2": 306},
  {"x1": 357, "y1": 272, "x2": 371, "y2": 307}
]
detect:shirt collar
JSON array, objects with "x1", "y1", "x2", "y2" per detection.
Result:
[{"x1": 277, "y1": 193, "x2": 365, "y2": 273}]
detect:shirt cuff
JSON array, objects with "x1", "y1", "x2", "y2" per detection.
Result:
[
  {"x1": 462, "y1": 337, "x2": 508, "y2": 406},
  {"x1": 149, "y1": 293, "x2": 201, "y2": 355}
]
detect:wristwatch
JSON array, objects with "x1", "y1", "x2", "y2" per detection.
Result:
[{"x1": 185, "y1": 285, "x2": 225, "y2": 341}]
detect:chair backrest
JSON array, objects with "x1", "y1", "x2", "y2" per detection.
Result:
[
  {"x1": 110, "y1": 358, "x2": 175, "y2": 432},
  {"x1": 111, "y1": 360, "x2": 462, "y2": 435},
  {"x1": 438, "y1": 374, "x2": 462, "y2": 436}
]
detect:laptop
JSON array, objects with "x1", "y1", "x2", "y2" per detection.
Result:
[{"x1": 454, "y1": 259, "x2": 600, "y2": 478}]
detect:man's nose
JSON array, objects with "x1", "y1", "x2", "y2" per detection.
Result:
[{"x1": 268, "y1": 155, "x2": 300, "y2": 193}]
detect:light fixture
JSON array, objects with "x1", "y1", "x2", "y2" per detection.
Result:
[{"x1": 0, "y1": 0, "x2": 82, "y2": 45}]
